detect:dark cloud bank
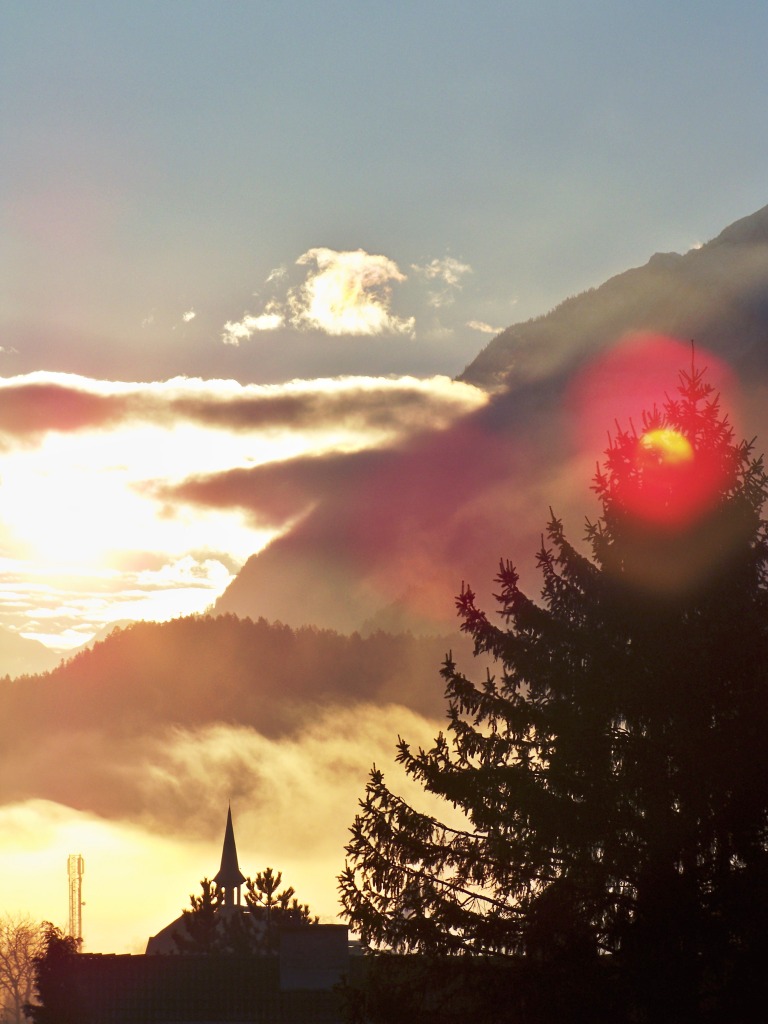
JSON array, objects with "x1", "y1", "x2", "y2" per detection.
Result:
[{"x1": 0, "y1": 376, "x2": 473, "y2": 441}]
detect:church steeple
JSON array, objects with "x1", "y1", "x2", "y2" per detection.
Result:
[{"x1": 213, "y1": 804, "x2": 246, "y2": 907}]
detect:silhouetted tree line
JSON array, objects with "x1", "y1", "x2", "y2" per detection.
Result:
[
  {"x1": 341, "y1": 365, "x2": 768, "y2": 1023},
  {"x1": 0, "y1": 615, "x2": 468, "y2": 746}
]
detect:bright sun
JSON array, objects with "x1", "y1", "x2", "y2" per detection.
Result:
[
  {"x1": 2, "y1": 460, "x2": 124, "y2": 569},
  {"x1": 0, "y1": 425, "x2": 269, "y2": 571},
  {"x1": 639, "y1": 428, "x2": 694, "y2": 466}
]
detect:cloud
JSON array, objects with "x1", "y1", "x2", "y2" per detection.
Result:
[
  {"x1": 154, "y1": 451, "x2": 365, "y2": 530},
  {"x1": 467, "y1": 320, "x2": 503, "y2": 334},
  {"x1": 182, "y1": 310, "x2": 196, "y2": 322},
  {"x1": 135, "y1": 555, "x2": 231, "y2": 590},
  {"x1": 291, "y1": 248, "x2": 415, "y2": 336},
  {"x1": 221, "y1": 249, "x2": 484, "y2": 344},
  {"x1": 156, "y1": 390, "x2": 576, "y2": 637},
  {"x1": 412, "y1": 256, "x2": 472, "y2": 308},
  {"x1": 0, "y1": 371, "x2": 485, "y2": 440},
  {"x1": 265, "y1": 265, "x2": 287, "y2": 284},
  {"x1": 222, "y1": 307, "x2": 284, "y2": 345},
  {"x1": 0, "y1": 378, "x2": 130, "y2": 438},
  {"x1": 222, "y1": 247, "x2": 416, "y2": 343},
  {"x1": 0, "y1": 553, "x2": 240, "y2": 651},
  {"x1": 0, "y1": 371, "x2": 486, "y2": 647},
  {"x1": 415, "y1": 257, "x2": 472, "y2": 287},
  {"x1": 0, "y1": 702, "x2": 450, "y2": 950}
]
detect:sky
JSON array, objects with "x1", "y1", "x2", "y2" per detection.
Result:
[{"x1": 2, "y1": 0, "x2": 768, "y2": 953}]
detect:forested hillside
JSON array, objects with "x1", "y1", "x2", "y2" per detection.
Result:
[
  {"x1": 0, "y1": 614, "x2": 469, "y2": 822},
  {"x1": 0, "y1": 614, "x2": 461, "y2": 733}
]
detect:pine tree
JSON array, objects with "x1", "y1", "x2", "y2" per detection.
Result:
[
  {"x1": 244, "y1": 867, "x2": 319, "y2": 952},
  {"x1": 174, "y1": 869, "x2": 319, "y2": 956},
  {"x1": 339, "y1": 364, "x2": 768, "y2": 1021},
  {"x1": 246, "y1": 867, "x2": 318, "y2": 926},
  {"x1": 173, "y1": 878, "x2": 226, "y2": 953}
]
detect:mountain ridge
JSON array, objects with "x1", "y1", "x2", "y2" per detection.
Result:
[
  {"x1": 215, "y1": 203, "x2": 768, "y2": 634},
  {"x1": 459, "y1": 203, "x2": 768, "y2": 390}
]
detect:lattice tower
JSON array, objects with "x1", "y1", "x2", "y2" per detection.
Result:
[{"x1": 67, "y1": 854, "x2": 84, "y2": 941}]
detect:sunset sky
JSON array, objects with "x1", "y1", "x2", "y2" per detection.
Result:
[{"x1": 2, "y1": 0, "x2": 768, "y2": 954}]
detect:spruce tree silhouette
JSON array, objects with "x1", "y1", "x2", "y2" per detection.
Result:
[{"x1": 339, "y1": 362, "x2": 768, "y2": 1023}]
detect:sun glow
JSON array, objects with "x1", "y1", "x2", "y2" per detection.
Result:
[
  {"x1": 0, "y1": 371, "x2": 487, "y2": 649},
  {"x1": 0, "y1": 429, "x2": 268, "y2": 569},
  {"x1": 639, "y1": 428, "x2": 694, "y2": 466},
  {"x1": 620, "y1": 426, "x2": 711, "y2": 526},
  {"x1": 569, "y1": 335, "x2": 741, "y2": 531}
]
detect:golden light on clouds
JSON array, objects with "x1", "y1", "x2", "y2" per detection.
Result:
[
  {"x1": 0, "y1": 705, "x2": 451, "y2": 953},
  {"x1": 0, "y1": 371, "x2": 486, "y2": 649},
  {"x1": 293, "y1": 248, "x2": 415, "y2": 336}
]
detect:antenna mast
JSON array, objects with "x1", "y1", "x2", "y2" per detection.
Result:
[{"x1": 67, "y1": 854, "x2": 84, "y2": 942}]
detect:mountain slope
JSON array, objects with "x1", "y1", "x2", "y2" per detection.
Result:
[
  {"x1": 0, "y1": 626, "x2": 61, "y2": 678},
  {"x1": 215, "y1": 204, "x2": 768, "y2": 635},
  {"x1": 0, "y1": 613, "x2": 472, "y2": 825},
  {"x1": 460, "y1": 203, "x2": 768, "y2": 389}
]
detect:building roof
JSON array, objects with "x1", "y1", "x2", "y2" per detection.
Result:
[{"x1": 213, "y1": 804, "x2": 247, "y2": 889}]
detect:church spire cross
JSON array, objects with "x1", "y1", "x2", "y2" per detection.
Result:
[{"x1": 213, "y1": 804, "x2": 246, "y2": 906}]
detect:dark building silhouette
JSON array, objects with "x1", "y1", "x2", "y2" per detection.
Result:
[
  {"x1": 60, "y1": 808, "x2": 350, "y2": 1023},
  {"x1": 146, "y1": 804, "x2": 257, "y2": 955}
]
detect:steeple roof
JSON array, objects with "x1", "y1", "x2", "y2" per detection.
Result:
[{"x1": 213, "y1": 805, "x2": 246, "y2": 889}]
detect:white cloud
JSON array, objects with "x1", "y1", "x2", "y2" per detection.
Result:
[
  {"x1": 222, "y1": 308, "x2": 285, "y2": 345},
  {"x1": 291, "y1": 248, "x2": 415, "y2": 336},
  {"x1": 467, "y1": 320, "x2": 503, "y2": 334},
  {"x1": 182, "y1": 309, "x2": 196, "y2": 322},
  {"x1": 414, "y1": 256, "x2": 472, "y2": 287},
  {"x1": 222, "y1": 247, "x2": 416, "y2": 342},
  {"x1": 0, "y1": 371, "x2": 487, "y2": 649},
  {"x1": 265, "y1": 265, "x2": 287, "y2": 284},
  {"x1": 412, "y1": 256, "x2": 472, "y2": 309}
]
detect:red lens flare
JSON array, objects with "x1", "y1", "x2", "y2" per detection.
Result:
[
  {"x1": 612, "y1": 426, "x2": 725, "y2": 527},
  {"x1": 568, "y1": 334, "x2": 740, "y2": 529}
]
